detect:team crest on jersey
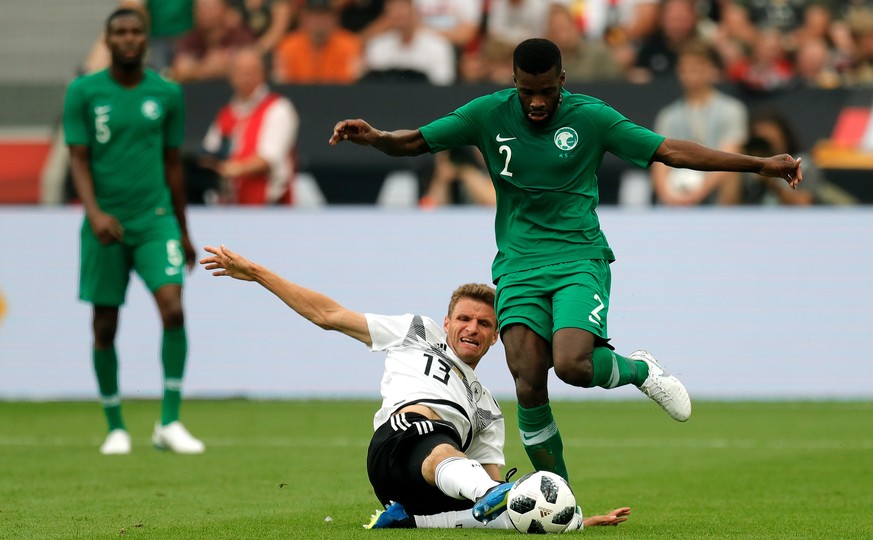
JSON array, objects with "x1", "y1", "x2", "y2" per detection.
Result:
[
  {"x1": 141, "y1": 98, "x2": 161, "y2": 120},
  {"x1": 470, "y1": 381, "x2": 483, "y2": 403},
  {"x1": 554, "y1": 127, "x2": 578, "y2": 151}
]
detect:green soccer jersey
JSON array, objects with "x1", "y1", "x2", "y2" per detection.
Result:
[
  {"x1": 63, "y1": 69, "x2": 185, "y2": 225},
  {"x1": 419, "y1": 88, "x2": 665, "y2": 281}
]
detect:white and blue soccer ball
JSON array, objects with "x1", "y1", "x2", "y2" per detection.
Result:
[{"x1": 506, "y1": 471, "x2": 577, "y2": 534}]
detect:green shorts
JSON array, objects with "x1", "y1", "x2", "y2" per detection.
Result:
[
  {"x1": 495, "y1": 259, "x2": 612, "y2": 343},
  {"x1": 79, "y1": 214, "x2": 184, "y2": 306}
]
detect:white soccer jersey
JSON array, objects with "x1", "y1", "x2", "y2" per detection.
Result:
[{"x1": 365, "y1": 313, "x2": 505, "y2": 467}]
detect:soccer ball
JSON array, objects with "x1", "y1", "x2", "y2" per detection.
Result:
[{"x1": 506, "y1": 471, "x2": 577, "y2": 534}]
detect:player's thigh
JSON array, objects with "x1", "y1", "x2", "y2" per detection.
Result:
[
  {"x1": 79, "y1": 222, "x2": 132, "y2": 306},
  {"x1": 131, "y1": 219, "x2": 185, "y2": 293},
  {"x1": 495, "y1": 266, "x2": 555, "y2": 344},
  {"x1": 367, "y1": 414, "x2": 471, "y2": 515},
  {"x1": 551, "y1": 259, "x2": 612, "y2": 340}
]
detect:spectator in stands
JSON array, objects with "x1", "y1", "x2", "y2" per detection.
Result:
[
  {"x1": 457, "y1": 48, "x2": 493, "y2": 83},
  {"x1": 273, "y1": 0, "x2": 363, "y2": 83},
  {"x1": 146, "y1": 0, "x2": 197, "y2": 72},
  {"x1": 418, "y1": 149, "x2": 495, "y2": 208},
  {"x1": 725, "y1": 27, "x2": 794, "y2": 92},
  {"x1": 650, "y1": 40, "x2": 747, "y2": 205},
  {"x1": 843, "y1": 8, "x2": 873, "y2": 85},
  {"x1": 545, "y1": 3, "x2": 623, "y2": 83},
  {"x1": 628, "y1": 0, "x2": 701, "y2": 83},
  {"x1": 227, "y1": 0, "x2": 294, "y2": 55},
  {"x1": 563, "y1": 0, "x2": 659, "y2": 44},
  {"x1": 725, "y1": 110, "x2": 823, "y2": 205},
  {"x1": 726, "y1": 0, "x2": 805, "y2": 35},
  {"x1": 791, "y1": 2, "x2": 835, "y2": 51},
  {"x1": 793, "y1": 37, "x2": 842, "y2": 88},
  {"x1": 485, "y1": 0, "x2": 551, "y2": 51},
  {"x1": 711, "y1": 0, "x2": 758, "y2": 75},
  {"x1": 360, "y1": 0, "x2": 456, "y2": 85},
  {"x1": 171, "y1": 0, "x2": 256, "y2": 82},
  {"x1": 201, "y1": 47, "x2": 299, "y2": 205},
  {"x1": 336, "y1": 0, "x2": 387, "y2": 37},
  {"x1": 563, "y1": 0, "x2": 659, "y2": 72},
  {"x1": 461, "y1": 36, "x2": 516, "y2": 85},
  {"x1": 412, "y1": 0, "x2": 484, "y2": 51}
]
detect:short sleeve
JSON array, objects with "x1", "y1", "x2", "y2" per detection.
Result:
[
  {"x1": 365, "y1": 313, "x2": 445, "y2": 353},
  {"x1": 597, "y1": 103, "x2": 664, "y2": 168},
  {"x1": 364, "y1": 313, "x2": 415, "y2": 351},
  {"x1": 419, "y1": 102, "x2": 481, "y2": 153},
  {"x1": 63, "y1": 79, "x2": 89, "y2": 146}
]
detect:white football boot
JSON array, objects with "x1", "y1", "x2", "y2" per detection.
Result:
[
  {"x1": 562, "y1": 506, "x2": 584, "y2": 533},
  {"x1": 152, "y1": 421, "x2": 205, "y2": 454},
  {"x1": 631, "y1": 350, "x2": 691, "y2": 422},
  {"x1": 100, "y1": 429, "x2": 132, "y2": 455}
]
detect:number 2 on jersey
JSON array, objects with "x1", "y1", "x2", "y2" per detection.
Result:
[{"x1": 498, "y1": 145, "x2": 513, "y2": 177}]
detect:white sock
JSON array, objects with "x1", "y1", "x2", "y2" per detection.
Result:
[
  {"x1": 414, "y1": 510, "x2": 513, "y2": 529},
  {"x1": 434, "y1": 456, "x2": 499, "y2": 501}
]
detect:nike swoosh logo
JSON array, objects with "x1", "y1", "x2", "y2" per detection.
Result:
[
  {"x1": 165, "y1": 267, "x2": 181, "y2": 276},
  {"x1": 495, "y1": 134, "x2": 516, "y2": 142},
  {"x1": 521, "y1": 429, "x2": 548, "y2": 441}
]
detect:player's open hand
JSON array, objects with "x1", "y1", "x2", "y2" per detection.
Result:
[
  {"x1": 760, "y1": 154, "x2": 803, "y2": 189},
  {"x1": 329, "y1": 119, "x2": 377, "y2": 146},
  {"x1": 199, "y1": 245, "x2": 255, "y2": 281},
  {"x1": 583, "y1": 507, "x2": 631, "y2": 527}
]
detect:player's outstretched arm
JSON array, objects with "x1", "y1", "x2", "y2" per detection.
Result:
[
  {"x1": 654, "y1": 138, "x2": 802, "y2": 189},
  {"x1": 582, "y1": 507, "x2": 631, "y2": 527},
  {"x1": 329, "y1": 118, "x2": 430, "y2": 157},
  {"x1": 199, "y1": 245, "x2": 372, "y2": 345}
]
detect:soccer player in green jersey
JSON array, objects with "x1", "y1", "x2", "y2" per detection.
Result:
[
  {"x1": 329, "y1": 38, "x2": 802, "y2": 487},
  {"x1": 63, "y1": 7, "x2": 203, "y2": 455}
]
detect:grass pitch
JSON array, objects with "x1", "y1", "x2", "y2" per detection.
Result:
[{"x1": 1, "y1": 399, "x2": 871, "y2": 539}]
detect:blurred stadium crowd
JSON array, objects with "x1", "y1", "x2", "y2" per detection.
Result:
[
  {"x1": 5, "y1": 0, "x2": 873, "y2": 206},
  {"x1": 81, "y1": 0, "x2": 873, "y2": 90}
]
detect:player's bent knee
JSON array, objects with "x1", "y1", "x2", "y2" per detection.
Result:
[
  {"x1": 553, "y1": 353, "x2": 594, "y2": 387},
  {"x1": 421, "y1": 443, "x2": 464, "y2": 485}
]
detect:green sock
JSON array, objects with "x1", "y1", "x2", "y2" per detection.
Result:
[
  {"x1": 590, "y1": 347, "x2": 649, "y2": 388},
  {"x1": 160, "y1": 327, "x2": 187, "y2": 426},
  {"x1": 517, "y1": 402, "x2": 569, "y2": 481},
  {"x1": 93, "y1": 347, "x2": 125, "y2": 431}
]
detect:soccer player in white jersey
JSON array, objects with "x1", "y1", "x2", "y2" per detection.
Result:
[
  {"x1": 199, "y1": 244, "x2": 630, "y2": 530},
  {"x1": 199, "y1": 245, "x2": 509, "y2": 517}
]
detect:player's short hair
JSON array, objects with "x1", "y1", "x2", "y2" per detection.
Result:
[
  {"x1": 447, "y1": 284, "x2": 496, "y2": 317},
  {"x1": 513, "y1": 38, "x2": 562, "y2": 76},
  {"x1": 106, "y1": 7, "x2": 149, "y2": 34}
]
